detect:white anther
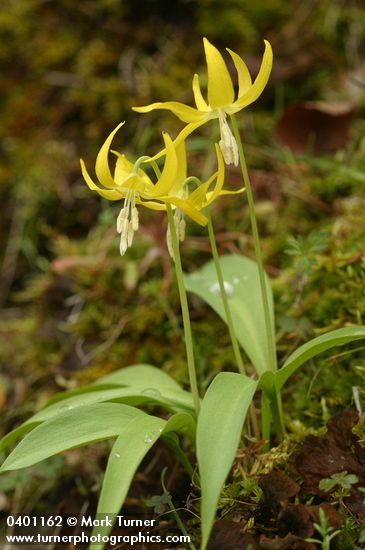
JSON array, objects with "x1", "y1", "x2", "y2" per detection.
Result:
[
  {"x1": 121, "y1": 218, "x2": 128, "y2": 237},
  {"x1": 116, "y1": 190, "x2": 139, "y2": 256},
  {"x1": 166, "y1": 208, "x2": 186, "y2": 261},
  {"x1": 117, "y1": 207, "x2": 127, "y2": 233},
  {"x1": 178, "y1": 218, "x2": 186, "y2": 242},
  {"x1": 131, "y1": 207, "x2": 139, "y2": 231},
  {"x1": 127, "y1": 220, "x2": 134, "y2": 247},
  {"x1": 218, "y1": 111, "x2": 239, "y2": 166},
  {"x1": 120, "y1": 235, "x2": 128, "y2": 256}
]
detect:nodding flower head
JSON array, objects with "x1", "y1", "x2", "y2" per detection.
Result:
[
  {"x1": 81, "y1": 122, "x2": 178, "y2": 255},
  {"x1": 80, "y1": 123, "x2": 238, "y2": 257},
  {"x1": 133, "y1": 38, "x2": 273, "y2": 166}
]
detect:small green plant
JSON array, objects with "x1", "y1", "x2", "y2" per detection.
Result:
[
  {"x1": 285, "y1": 229, "x2": 328, "y2": 276},
  {"x1": 319, "y1": 470, "x2": 359, "y2": 496},
  {"x1": 1, "y1": 38, "x2": 365, "y2": 550},
  {"x1": 306, "y1": 507, "x2": 341, "y2": 550},
  {"x1": 146, "y1": 468, "x2": 196, "y2": 550}
]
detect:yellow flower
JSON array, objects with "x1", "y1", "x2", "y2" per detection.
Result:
[
  {"x1": 164, "y1": 138, "x2": 232, "y2": 256},
  {"x1": 133, "y1": 38, "x2": 273, "y2": 166},
  {"x1": 80, "y1": 122, "x2": 229, "y2": 256}
]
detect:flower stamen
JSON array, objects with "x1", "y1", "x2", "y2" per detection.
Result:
[
  {"x1": 117, "y1": 189, "x2": 139, "y2": 256},
  {"x1": 166, "y1": 208, "x2": 186, "y2": 259},
  {"x1": 218, "y1": 110, "x2": 239, "y2": 166}
]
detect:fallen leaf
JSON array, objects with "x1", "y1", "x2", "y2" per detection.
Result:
[
  {"x1": 257, "y1": 470, "x2": 300, "y2": 526},
  {"x1": 207, "y1": 520, "x2": 258, "y2": 550},
  {"x1": 292, "y1": 410, "x2": 365, "y2": 519},
  {"x1": 274, "y1": 101, "x2": 353, "y2": 153},
  {"x1": 260, "y1": 533, "x2": 316, "y2": 550},
  {"x1": 278, "y1": 504, "x2": 313, "y2": 538}
]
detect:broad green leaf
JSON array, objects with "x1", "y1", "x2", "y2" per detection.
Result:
[
  {"x1": 162, "y1": 433, "x2": 194, "y2": 478},
  {"x1": 276, "y1": 326, "x2": 365, "y2": 390},
  {"x1": 25, "y1": 386, "x2": 193, "y2": 425},
  {"x1": 90, "y1": 412, "x2": 195, "y2": 550},
  {"x1": 160, "y1": 413, "x2": 196, "y2": 475},
  {"x1": 47, "y1": 364, "x2": 183, "y2": 406},
  {"x1": 0, "y1": 422, "x2": 40, "y2": 453},
  {"x1": 45, "y1": 384, "x2": 124, "y2": 406},
  {"x1": 95, "y1": 364, "x2": 183, "y2": 391},
  {"x1": 185, "y1": 254, "x2": 276, "y2": 375},
  {"x1": 1, "y1": 403, "x2": 143, "y2": 471},
  {"x1": 197, "y1": 372, "x2": 258, "y2": 550},
  {"x1": 90, "y1": 414, "x2": 165, "y2": 549},
  {"x1": 0, "y1": 367, "x2": 192, "y2": 453}
]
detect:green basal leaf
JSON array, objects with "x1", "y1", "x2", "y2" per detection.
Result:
[
  {"x1": 90, "y1": 412, "x2": 196, "y2": 550},
  {"x1": 197, "y1": 372, "x2": 258, "y2": 550},
  {"x1": 276, "y1": 326, "x2": 365, "y2": 390},
  {"x1": 0, "y1": 422, "x2": 40, "y2": 453},
  {"x1": 185, "y1": 254, "x2": 275, "y2": 375},
  {"x1": 90, "y1": 415, "x2": 166, "y2": 550},
  {"x1": 47, "y1": 364, "x2": 183, "y2": 406},
  {"x1": 0, "y1": 403, "x2": 143, "y2": 471},
  {"x1": 0, "y1": 366, "x2": 193, "y2": 455},
  {"x1": 160, "y1": 411, "x2": 196, "y2": 442},
  {"x1": 94, "y1": 364, "x2": 183, "y2": 391},
  {"x1": 162, "y1": 432, "x2": 194, "y2": 477},
  {"x1": 26, "y1": 386, "x2": 194, "y2": 425}
]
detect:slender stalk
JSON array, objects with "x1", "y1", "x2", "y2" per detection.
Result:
[
  {"x1": 230, "y1": 114, "x2": 276, "y2": 371},
  {"x1": 230, "y1": 114, "x2": 285, "y2": 436},
  {"x1": 206, "y1": 211, "x2": 260, "y2": 440},
  {"x1": 260, "y1": 393, "x2": 271, "y2": 449},
  {"x1": 206, "y1": 212, "x2": 246, "y2": 376},
  {"x1": 166, "y1": 205, "x2": 200, "y2": 415}
]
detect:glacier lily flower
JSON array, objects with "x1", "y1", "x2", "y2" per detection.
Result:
[
  {"x1": 80, "y1": 122, "x2": 231, "y2": 256},
  {"x1": 133, "y1": 38, "x2": 273, "y2": 166},
  {"x1": 80, "y1": 122, "x2": 179, "y2": 255},
  {"x1": 164, "y1": 139, "x2": 239, "y2": 257}
]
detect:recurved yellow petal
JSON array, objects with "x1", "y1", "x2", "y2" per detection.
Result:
[
  {"x1": 229, "y1": 40, "x2": 273, "y2": 113},
  {"x1": 204, "y1": 144, "x2": 225, "y2": 205},
  {"x1": 150, "y1": 133, "x2": 177, "y2": 196},
  {"x1": 205, "y1": 187, "x2": 244, "y2": 203},
  {"x1": 144, "y1": 120, "x2": 207, "y2": 164},
  {"x1": 136, "y1": 197, "x2": 166, "y2": 211},
  {"x1": 188, "y1": 172, "x2": 217, "y2": 209},
  {"x1": 80, "y1": 159, "x2": 122, "y2": 201},
  {"x1": 132, "y1": 101, "x2": 204, "y2": 123},
  {"x1": 192, "y1": 73, "x2": 208, "y2": 111},
  {"x1": 167, "y1": 139, "x2": 187, "y2": 196},
  {"x1": 162, "y1": 196, "x2": 208, "y2": 226},
  {"x1": 203, "y1": 38, "x2": 234, "y2": 109},
  {"x1": 226, "y1": 47, "x2": 252, "y2": 97},
  {"x1": 95, "y1": 122, "x2": 125, "y2": 188}
]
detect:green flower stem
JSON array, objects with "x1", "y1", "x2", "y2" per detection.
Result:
[
  {"x1": 206, "y1": 212, "x2": 246, "y2": 376},
  {"x1": 230, "y1": 114, "x2": 276, "y2": 372},
  {"x1": 166, "y1": 205, "x2": 200, "y2": 416},
  {"x1": 206, "y1": 211, "x2": 260, "y2": 440},
  {"x1": 260, "y1": 393, "x2": 271, "y2": 449},
  {"x1": 230, "y1": 114, "x2": 285, "y2": 437}
]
